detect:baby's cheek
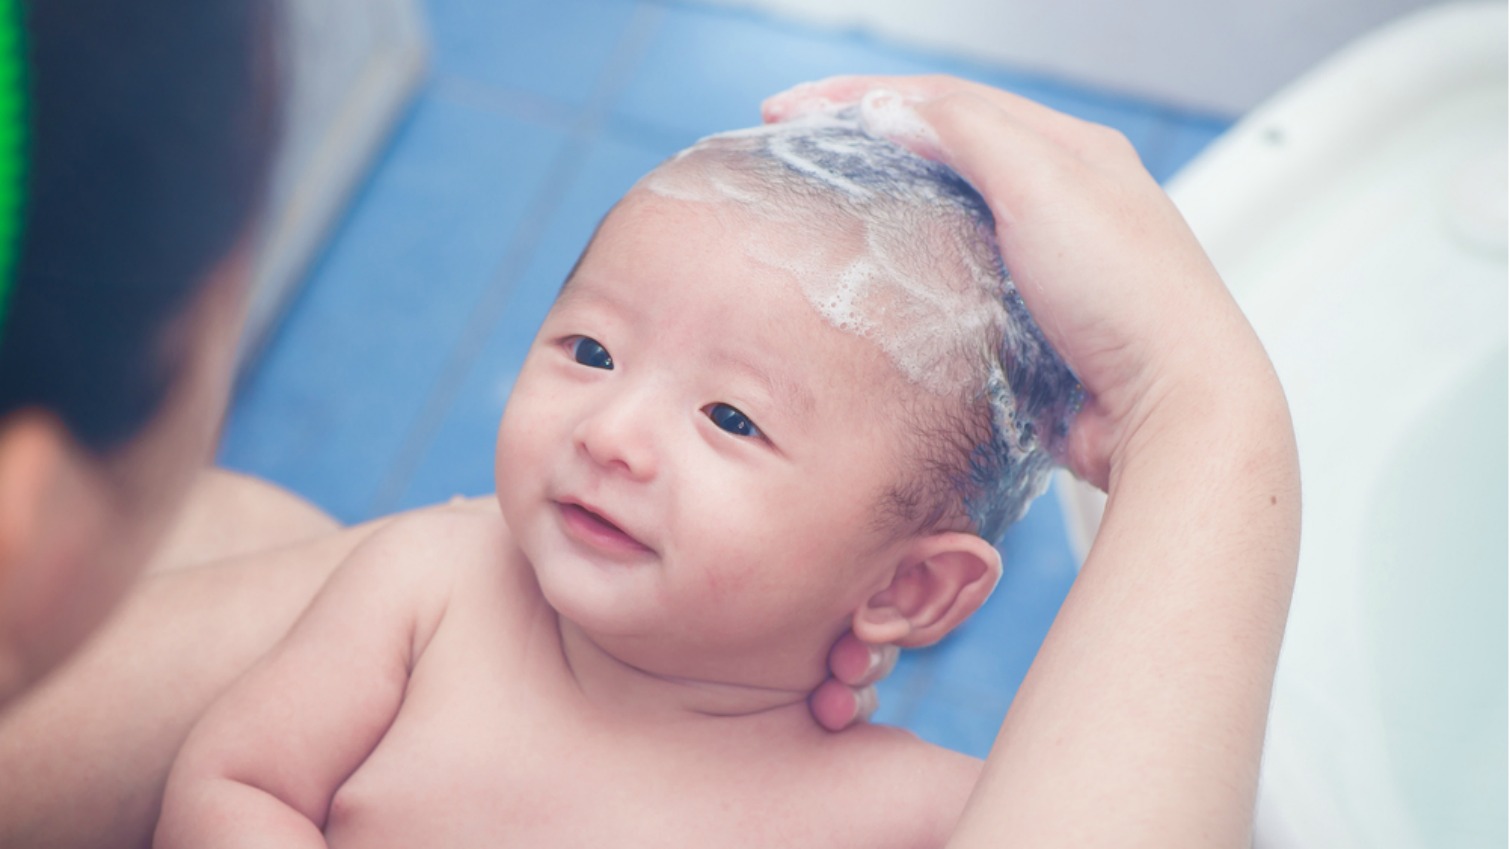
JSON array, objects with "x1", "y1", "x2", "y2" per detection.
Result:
[
  {"x1": 693, "y1": 565, "x2": 751, "y2": 614},
  {"x1": 496, "y1": 394, "x2": 551, "y2": 460},
  {"x1": 494, "y1": 415, "x2": 545, "y2": 507}
]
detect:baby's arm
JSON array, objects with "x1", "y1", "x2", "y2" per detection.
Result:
[
  {"x1": 153, "y1": 517, "x2": 449, "y2": 848},
  {"x1": 767, "y1": 78, "x2": 1299, "y2": 848}
]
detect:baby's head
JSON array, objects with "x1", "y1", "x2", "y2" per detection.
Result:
[
  {"x1": 496, "y1": 108, "x2": 1079, "y2": 685},
  {"x1": 639, "y1": 108, "x2": 1080, "y2": 543}
]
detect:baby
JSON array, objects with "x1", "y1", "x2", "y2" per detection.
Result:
[{"x1": 156, "y1": 105, "x2": 1080, "y2": 848}]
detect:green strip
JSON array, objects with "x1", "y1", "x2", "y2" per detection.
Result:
[{"x1": 0, "y1": 0, "x2": 24, "y2": 342}]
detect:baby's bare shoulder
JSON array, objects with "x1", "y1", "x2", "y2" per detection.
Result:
[
  {"x1": 357, "y1": 501, "x2": 551, "y2": 639},
  {"x1": 351, "y1": 501, "x2": 516, "y2": 578},
  {"x1": 816, "y1": 724, "x2": 983, "y2": 848},
  {"x1": 326, "y1": 503, "x2": 532, "y2": 624}
]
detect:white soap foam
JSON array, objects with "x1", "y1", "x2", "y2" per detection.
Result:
[
  {"x1": 641, "y1": 110, "x2": 1014, "y2": 398},
  {"x1": 857, "y1": 89, "x2": 941, "y2": 159},
  {"x1": 769, "y1": 131, "x2": 875, "y2": 199},
  {"x1": 637, "y1": 106, "x2": 1083, "y2": 538}
]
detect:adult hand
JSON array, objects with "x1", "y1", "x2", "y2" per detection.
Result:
[
  {"x1": 765, "y1": 75, "x2": 1278, "y2": 491},
  {"x1": 767, "y1": 76, "x2": 1299, "y2": 849}
]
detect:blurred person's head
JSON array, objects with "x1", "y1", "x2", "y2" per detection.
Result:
[{"x1": 0, "y1": 0, "x2": 280, "y2": 704}]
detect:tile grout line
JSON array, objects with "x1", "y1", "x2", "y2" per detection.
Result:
[{"x1": 366, "y1": 2, "x2": 669, "y2": 516}]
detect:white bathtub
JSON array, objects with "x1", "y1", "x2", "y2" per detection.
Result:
[{"x1": 1057, "y1": 3, "x2": 1508, "y2": 846}]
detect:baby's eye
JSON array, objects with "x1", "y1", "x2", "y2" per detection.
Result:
[
  {"x1": 569, "y1": 336, "x2": 613, "y2": 370},
  {"x1": 705, "y1": 403, "x2": 762, "y2": 439}
]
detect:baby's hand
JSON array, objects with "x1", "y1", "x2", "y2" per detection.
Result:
[
  {"x1": 765, "y1": 76, "x2": 1282, "y2": 490},
  {"x1": 809, "y1": 631, "x2": 898, "y2": 731}
]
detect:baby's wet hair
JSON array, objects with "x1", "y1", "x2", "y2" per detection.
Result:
[{"x1": 635, "y1": 111, "x2": 1082, "y2": 544}]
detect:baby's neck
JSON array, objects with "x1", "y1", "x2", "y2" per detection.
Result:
[{"x1": 555, "y1": 616, "x2": 821, "y2": 731}]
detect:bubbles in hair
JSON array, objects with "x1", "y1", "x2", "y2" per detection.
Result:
[{"x1": 640, "y1": 107, "x2": 1082, "y2": 542}]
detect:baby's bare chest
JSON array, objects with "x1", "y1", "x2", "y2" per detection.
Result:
[{"x1": 322, "y1": 614, "x2": 885, "y2": 848}]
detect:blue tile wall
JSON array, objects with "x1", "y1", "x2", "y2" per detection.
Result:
[
  {"x1": 427, "y1": 0, "x2": 646, "y2": 111},
  {"x1": 612, "y1": 5, "x2": 940, "y2": 145},
  {"x1": 386, "y1": 132, "x2": 669, "y2": 513},
  {"x1": 222, "y1": 0, "x2": 1234, "y2": 758},
  {"x1": 220, "y1": 89, "x2": 569, "y2": 521},
  {"x1": 1146, "y1": 112, "x2": 1232, "y2": 182}
]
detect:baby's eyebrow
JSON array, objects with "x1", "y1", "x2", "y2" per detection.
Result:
[
  {"x1": 556, "y1": 281, "x2": 815, "y2": 416},
  {"x1": 713, "y1": 351, "x2": 815, "y2": 418}
]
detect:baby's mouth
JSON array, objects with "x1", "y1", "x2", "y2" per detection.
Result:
[{"x1": 557, "y1": 501, "x2": 653, "y2": 555}]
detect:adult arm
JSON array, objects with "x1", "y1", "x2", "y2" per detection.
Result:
[
  {"x1": 145, "y1": 469, "x2": 343, "y2": 575},
  {"x1": 767, "y1": 77, "x2": 1301, "y2": 847},
  {"x1": 154, "y1": 515, "x2": 448, "y2": 848},
  {"x1": 0, "y1": 513, "x2": 385, "y2": 849}
]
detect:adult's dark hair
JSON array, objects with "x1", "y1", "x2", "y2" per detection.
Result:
[{"x1": 0, "y1": 0, "x2": 281, "y2": 453}]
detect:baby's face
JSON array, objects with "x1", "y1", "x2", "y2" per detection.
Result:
[{"x1": 495, "y1": 189, "x2": 918, "y2": 684}]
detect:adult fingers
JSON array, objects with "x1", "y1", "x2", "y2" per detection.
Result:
[
  {"x1": 810, "y1": 632, "x2": 894, "y2": 732},
  {"x1": 872, "y1": 91, "x2": 1124, "y2": 370},
  {"x1": 764, "y1": 74, "x2": 1126, "y2": 165},
  {"x1": 768, "y1": 77, "x2": 1225, "y2": 478},
  {"x1": 809, "y1": 679, "x2": 880, "y2": 732},
  {"x1": 827, "y1": 630, "x2": 899, "y2": 687}
]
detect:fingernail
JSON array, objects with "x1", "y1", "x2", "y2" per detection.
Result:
[
  {"x1": 762, "y1": 81, "x2": 812, "y2": 121},
  {"x1": 764, "y1": 76, "x2": 866, "y2": 122},
  {"x1": 765, "y1": 94, "x2": 842, "y2": 123}
]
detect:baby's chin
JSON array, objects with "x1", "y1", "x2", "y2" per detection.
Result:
[
  {"x1": 524, "y1": 545, "x2": 666, "y2": 633},
  {"x1": 535, "y1": 565, "x2": 802, "y2": 662}
]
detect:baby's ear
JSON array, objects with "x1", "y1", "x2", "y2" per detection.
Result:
[{"x1": 852, "y1": 532, "x2": 1002, "y2": 648}]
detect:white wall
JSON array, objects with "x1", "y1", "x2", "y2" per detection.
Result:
[{"x1": 689, "y1": 0, "x2": 1458, "y2": 115}]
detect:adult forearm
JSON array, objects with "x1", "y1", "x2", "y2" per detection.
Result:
[
  {"x1": 757, "y1": 71, "x2": 1302, "y2": 848},
  {"x1": 951, "y1": 371, "x2": 1300, "y2": 848},
  {"x1": 0, "y1": 524, "x2": 376, "y2": 849}
]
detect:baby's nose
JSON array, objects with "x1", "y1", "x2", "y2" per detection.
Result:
[{"x1": 573, "y1": 390, "x2": 659, "y2": 481}]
